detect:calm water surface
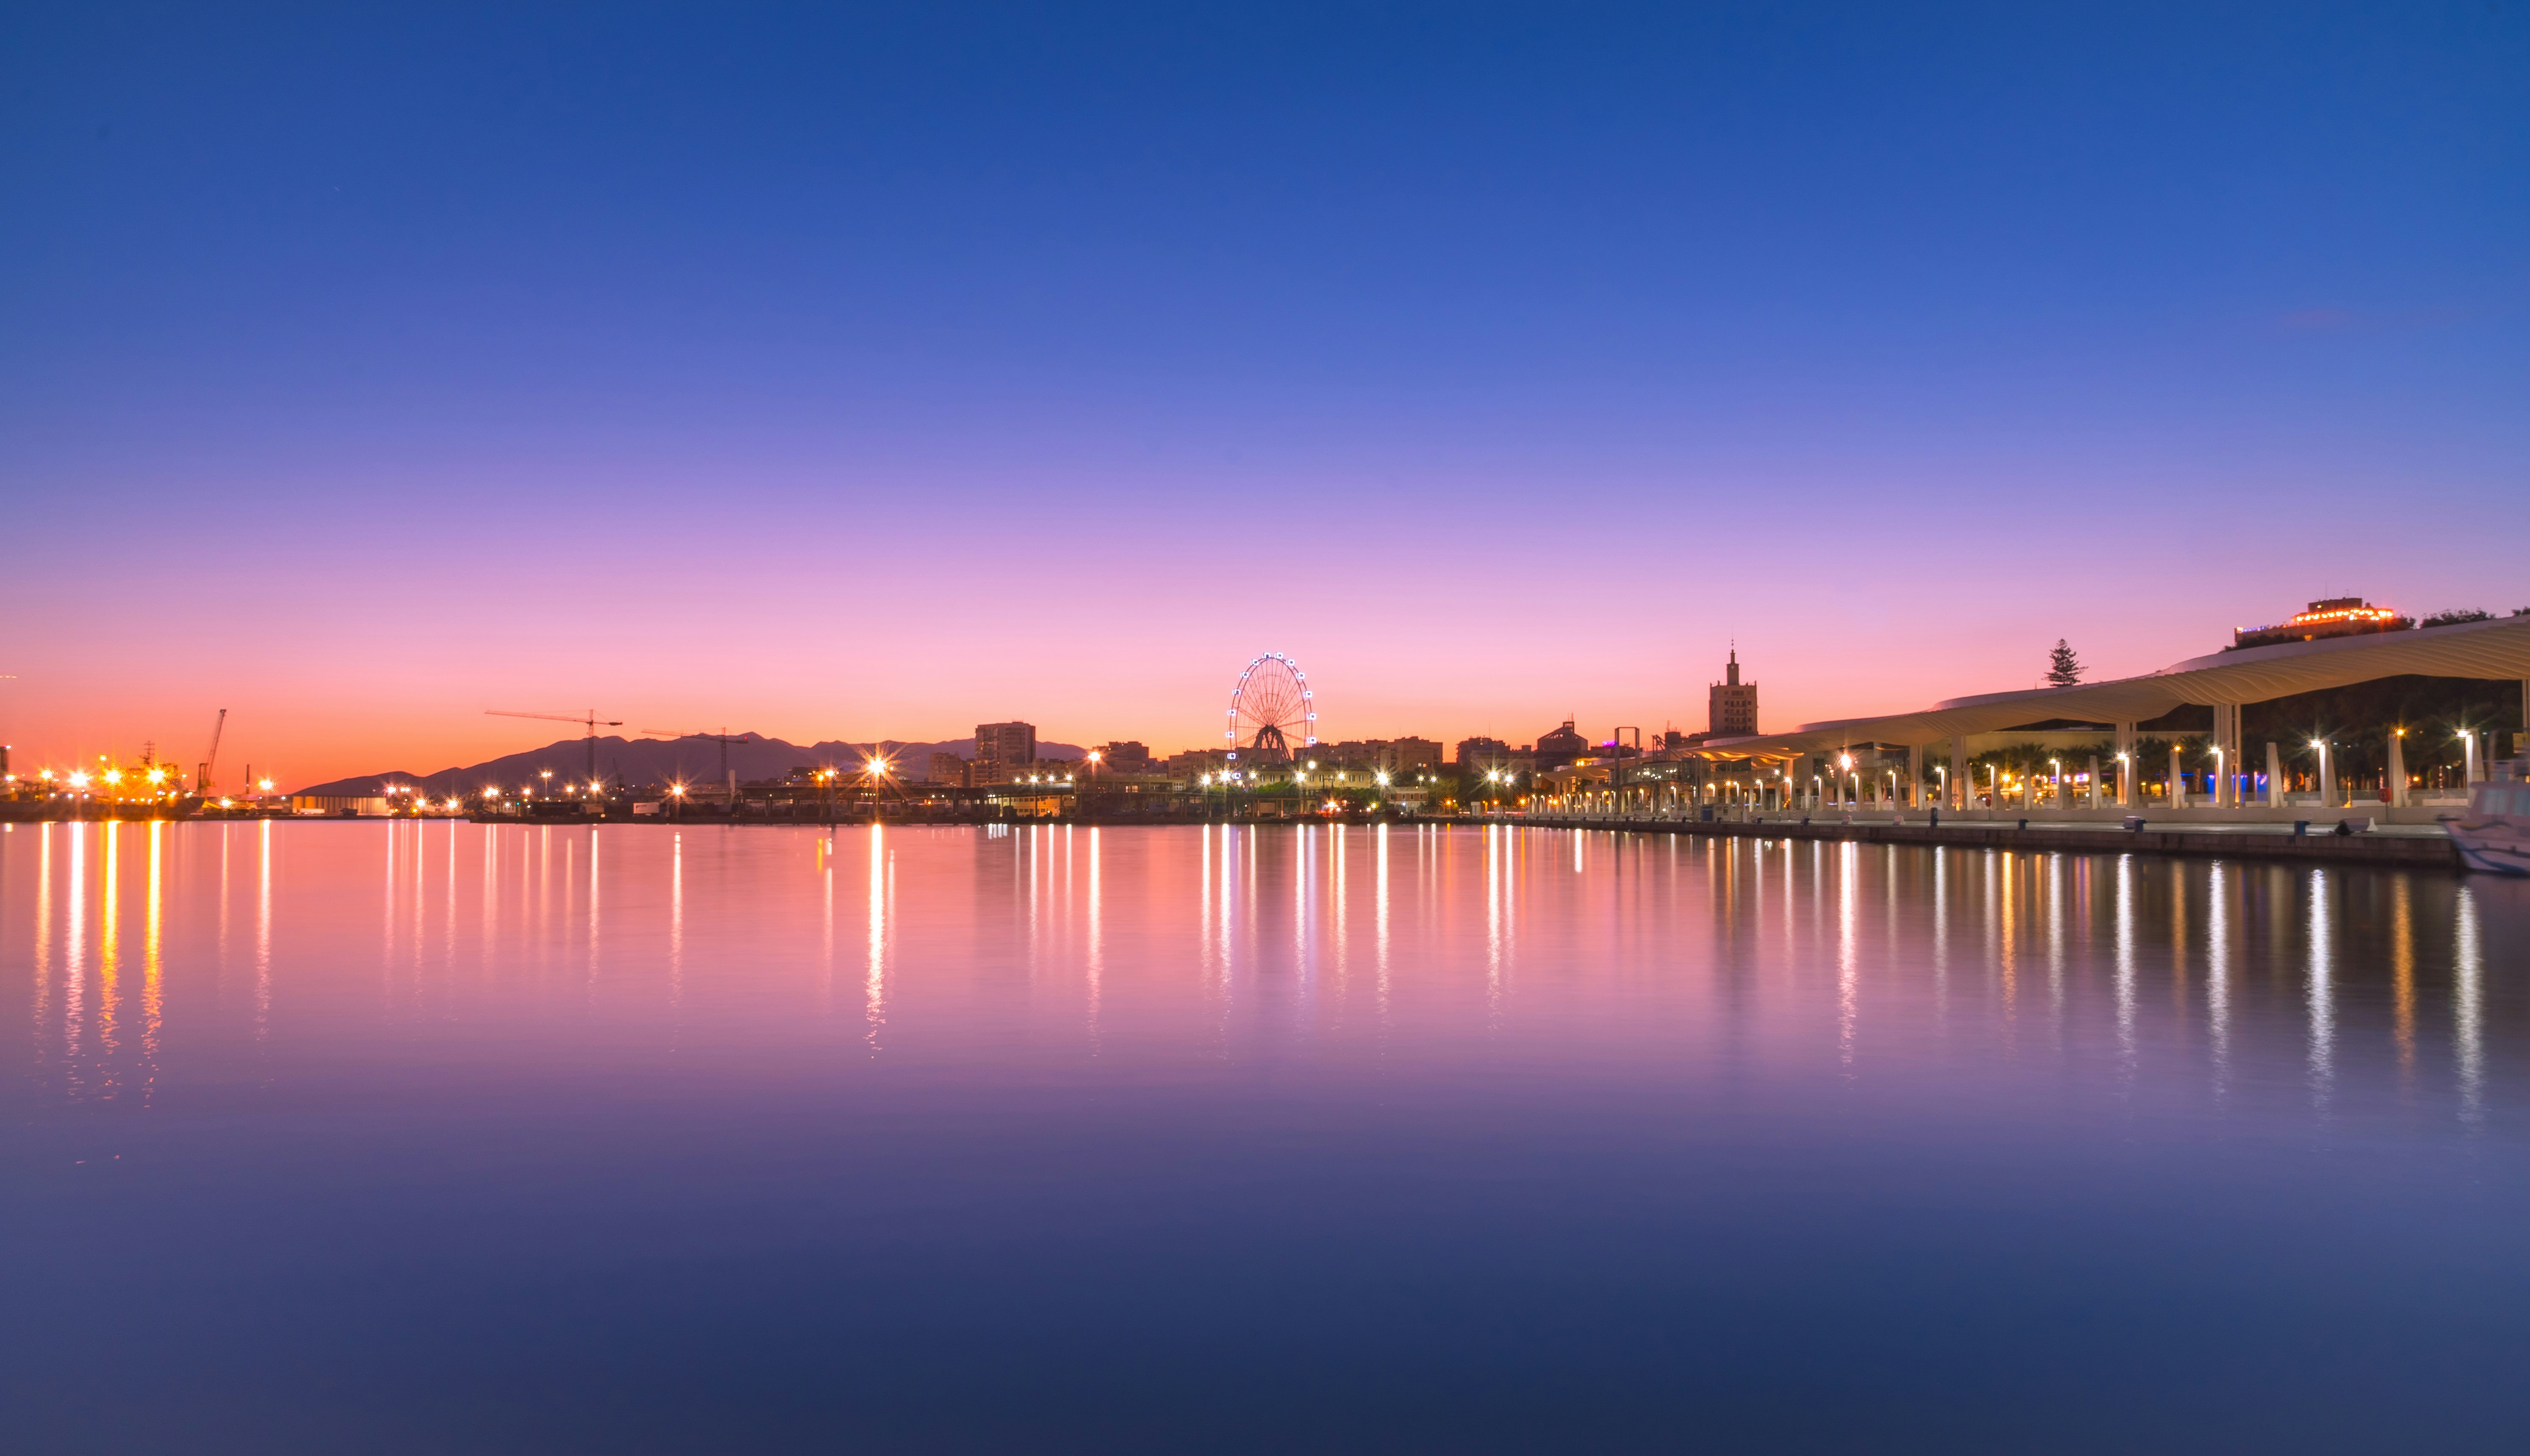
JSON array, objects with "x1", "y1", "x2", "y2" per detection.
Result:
[{"x1": 3, "y1": 821, "x2": 2524, "y2": 1452}]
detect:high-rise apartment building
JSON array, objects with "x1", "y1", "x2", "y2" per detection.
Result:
[
  {"x1": 1709, "y1": 650, "x2": 1758, "y2": 737},
  {"x1": 973, "y1": 722, "x2": 1037, "y2": 782}
]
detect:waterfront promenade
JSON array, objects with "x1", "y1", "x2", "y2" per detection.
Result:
[{"x1": 1509, "y1": 807, "x2": 2463, "y2": 869}]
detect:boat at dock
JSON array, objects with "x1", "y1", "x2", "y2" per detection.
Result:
[{"x1": 2446, "y1": 769, "x2": 2530, "y2": 876}]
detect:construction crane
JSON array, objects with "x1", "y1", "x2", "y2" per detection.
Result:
[
  {"x1": 195, "y1": 708, "x2": 227, "y2": 794},
  {"x1": 487, "y1": 708, "x2": 624, "y2": 788},
  {"x1": 641, "y1": 727, "x2": 750, "y2": 804}
]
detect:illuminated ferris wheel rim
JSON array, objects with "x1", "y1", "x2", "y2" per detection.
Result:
[{"x1": 1223, "y1": 651, "x2": 1318, "y2": 761}]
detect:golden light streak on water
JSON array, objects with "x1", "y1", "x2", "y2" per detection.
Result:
[
  {"x1": 2207, "y1": 862, "x2": 2231, "y2": 1101},
  {"x1": 2392, "y1": 875, "x2": 2416, "y2": 1078},
  {"x1": 99, "y1": 822, "x2": 119, "y2": 1091},
  {"x1": 2309, "y1": 869, "x2": 2335, "y2": 1118},
  {"x1": 1837, "y1": 840, "x2": 1857, "y2": 1070},
  {"x1": 865, "y1": 821, "x2": 887, "y2": 1053},
  {"x1": 143, "y1": 819, "x2": 163, "y2": 1100},
  {"x1": 66, "y1": 824, "x2": 86, "y2": 1077}
]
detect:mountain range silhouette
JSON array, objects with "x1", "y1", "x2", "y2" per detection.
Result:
[{"x1": 291, "y1": 733, "x2": 1086, "y2": 797}]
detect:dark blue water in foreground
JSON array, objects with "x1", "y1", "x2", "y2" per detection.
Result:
[{"x1": 3, "y1": 821, "x2": 2523, "y2": 1452}]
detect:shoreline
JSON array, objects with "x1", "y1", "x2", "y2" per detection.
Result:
[{"x1": 1, "y1": 808, "x2": 2467, "y2": 870}]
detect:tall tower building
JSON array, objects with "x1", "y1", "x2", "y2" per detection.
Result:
[
  {"x1": 1709, "y1": 649, "x2": 1758, "y2": 737},
  {"x1": 973, "y1": 722, "x2": 1037, "y2": 782}
]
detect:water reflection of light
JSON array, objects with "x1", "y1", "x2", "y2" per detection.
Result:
[
  {"x1": 1332, "y1": 823, "x2": 1347, "y2": 988},
  {"x1": 66, "y1": 824, "x2": 86, "y2": 1074},
  {"x1": 821, "y1": 835, "x2": 835, "y2": 1014},
  {"x1": 384, "y1": 819, "x2": 398, "y2": 966},
  {"x1": 144, "y1": 819, "x2": 164, "y2": 1098},
  {"x1": 2046, "y1": 853, "x2": 2065, "y2": 1018},
  {"x1": 2455, "y1": 885, "x2": 2483, "y2": 1127},
  {"x1": 1296, "y1": 825, "x2": 1313, "y2": 1014},
  {"x1": 2206, "y1": 862, "x2": 2229, "y2": 1099},
  {"x1": 1996, "y1": 850, "x2": 2016, "y2": 1016},
  {"x1": 1376, "y1": 824, "x2": 1390, "y2": 1012},
  {"x1": 669, "y1": 831, "x2": 684, "y2": 1009},
  {"x1": 2114, "y1": 854, "x2": 2136, "y2": 1084},
  {"x1": 483, "y1": 821, "x2": 497, "y2": 941},
  {"x1": 2307, "y1": 870, "x2": 2333, "y2": 1116},
  {"x1": 35, "y1": 825, "x2": 53, "y2": 1075},
  {"x1": 1086, "y1": 827, "x2": 1102, "y2": 1050},
  {"x1": 1486, "y1": 824, "x2": 1503, "y2": 1012},
  {"x1": 2390, "y1": 876, "x2": 2415, "y2": 1079},
  {"x1": 255, "y1": 819, "x2": 271, "y2": 1044},
  {"x1": 866, "y1": 822, "x2": 887, "y2": 1052},
  {"x1": 1223, "y1": 825, "x2": 1241, "y2": 982},
  {"x1": 100, "y1": 822, "x2": 121, "y2": 1084},
  {"x1": 1931, "y1": 846, "x2": 1947, "y2": 1010},
  {"x1": 588, "y1": 827, "x2": 601, "y2": 974},
  {"x1": 1836, "y1": 841, "x2": 1856, "y2": 1069}
]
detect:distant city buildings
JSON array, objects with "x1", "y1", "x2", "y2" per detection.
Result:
[
  {"x1": 1532, "y1": 720, "x2": 1589, "y2": 771},
  {"x1": 973, "y1": 721, "x2": 1036, "y2": 783},
  {"x1": 1385, "y1": 737, "x2": 1442, "y2": 772},
  {"x1": 1318, "y1": 738, "x2": 1442, "y2": 773},
  {"x1": 1093, "y1": 741, "x2": 1153, "y2": 768},
  {"x1": 1710, "y1": 649, "x2": 1758, "y2": 737},
  {"x1": 928, "y1": 752, "x2": 971, "y2": 787},
  {"x1": 1455, "y1": 736, "x2": 1511, "y2": 768},
  {"x1": 1163, "y1": 747, "x2": 1229, "y2": 777}
]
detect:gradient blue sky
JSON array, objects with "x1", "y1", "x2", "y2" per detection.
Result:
[{"x1": 6, "y1": 3, "x2": 2525, "y2": 783}]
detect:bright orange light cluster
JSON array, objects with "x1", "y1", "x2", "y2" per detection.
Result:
[{"x1": 2286, "y1": 604, "x2": 2399, "y2": 627}]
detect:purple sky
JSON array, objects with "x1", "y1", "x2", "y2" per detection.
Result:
[{"x1": 5, "y1": 4, "x2": 2524, "y2": 785}]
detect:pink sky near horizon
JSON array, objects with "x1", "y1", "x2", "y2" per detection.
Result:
[{"x1": 8, "y1": 514, "x2": 2516, "y2": 789}]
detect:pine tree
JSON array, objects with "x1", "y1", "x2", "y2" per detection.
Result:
[{"x1": 2046, "y1": 639, "x2": 2084, "y2": 688}]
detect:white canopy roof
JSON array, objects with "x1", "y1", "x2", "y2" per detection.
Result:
[{"x1": 1697, "y1": 615, "x2": 2530, "y2": 759}]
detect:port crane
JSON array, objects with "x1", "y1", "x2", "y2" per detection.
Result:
[
  {"x1": 195, "y1": 708, "x2": 227, "y2": 794},
  {"x1": 486, "y1": 709, "x2": 623, "y2": 787},
  {"x1": 641, "y1": 727, "x2": 750, "y2": 802}
]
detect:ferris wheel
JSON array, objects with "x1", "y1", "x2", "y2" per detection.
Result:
[{"x1": 1225, "y1": 652, "x2": 1317, "y2": 763}]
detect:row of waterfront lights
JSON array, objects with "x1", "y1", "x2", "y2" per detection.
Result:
[{"x1": 13, "y1": 764, "x2": 277, "y2": 796}]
